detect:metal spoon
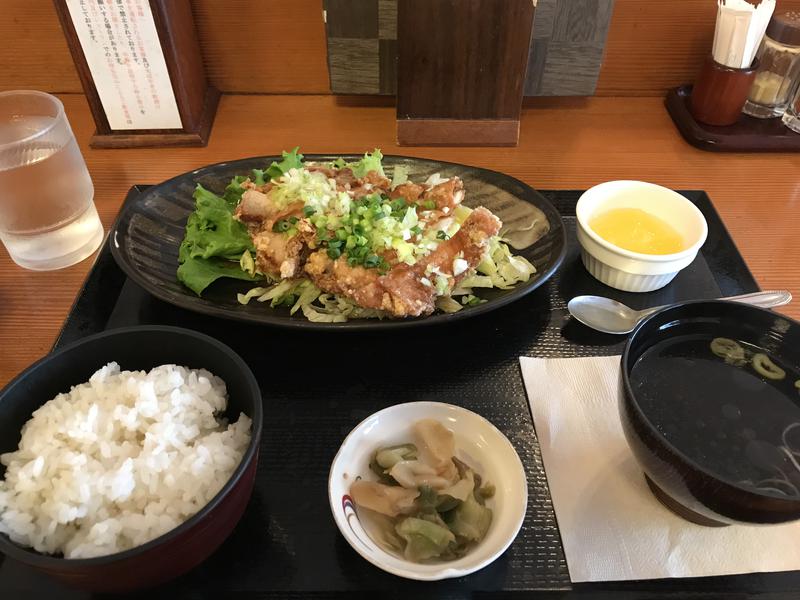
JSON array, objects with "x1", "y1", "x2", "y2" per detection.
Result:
[{"x1": 568, "y1": 290, "x2": 793, "y2": 335}]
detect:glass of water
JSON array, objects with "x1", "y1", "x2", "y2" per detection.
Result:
[{"x1": 0, "y1": 90, "x2": 103, "y2": 270}]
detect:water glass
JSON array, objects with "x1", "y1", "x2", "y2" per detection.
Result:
[{"x1": 0, "y1": 90, "x2": 103, "y2": 270}]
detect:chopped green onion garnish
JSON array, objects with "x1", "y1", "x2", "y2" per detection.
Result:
[
  {"x1": 327, "y1": 247, "x2": 342, "y2": 259},
  {"x1": 364, "y1": 254, "x2": 381, "y2": 268},
  {"x1": 437, "y1": 230, "x2": 450, "y2": 240},
  {"x1": 410, "y1": 225, "x2": 422, "y2": 236},
  {"x1": 272, "y1": 219, "x2": 292, "y2": 232},
  {"x1": 288, "y1": 216, "x2": 299, "y2": 224},
  {"x1": 390, "y1": 198, "x2": 406, "y2": 212},
  {"x1": 303, "y1": 205, "x2": 316, "y2": 217},
  {"x1": 422, "y1": 200, "x2": 436, "y2": 210}
]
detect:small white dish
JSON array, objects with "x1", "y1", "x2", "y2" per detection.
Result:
[
  {"x1": 576, "y1": 181, "x2": 708, "y2": 293},
  {"x1": 328, "y1": 401, "x2": 527, "y2": 581}
]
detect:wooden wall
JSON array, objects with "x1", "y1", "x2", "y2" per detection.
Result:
[{"x1": 3, "y1": 0, "x2": 800, "y2": 97}]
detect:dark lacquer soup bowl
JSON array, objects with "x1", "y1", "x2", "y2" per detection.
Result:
[
  {"x1": 0, "y1": 327, "x2": 263, "y2": 592},
  {"x1": 620, "y1": 301, "x2": 800, "y2": 526}
]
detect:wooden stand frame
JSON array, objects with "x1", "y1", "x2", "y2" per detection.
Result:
[
  {"x1": 396, "y1": 0, "x2": 535, "y2": 147},
  {"x1": 53, "y1": 0, "x2": 218, "y2": 148}
]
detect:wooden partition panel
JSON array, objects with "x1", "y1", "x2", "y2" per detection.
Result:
[
  {"x1": 4, "y1": 0, "x2": 800, "y2": 96},
  {"x1": 191, "y1": 0, "x2": 330, "y2": 93},
  {"x1": 599, "y1": 0, "x2": 718, "y2": 96}
]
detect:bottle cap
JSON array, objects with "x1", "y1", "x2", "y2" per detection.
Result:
[{"x1": 766, "y1": 11, "x2": 800, "y2": 47}]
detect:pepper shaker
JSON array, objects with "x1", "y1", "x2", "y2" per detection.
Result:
[{"x1": 742, "y1": 11, "x2": 800, "y2": 119}]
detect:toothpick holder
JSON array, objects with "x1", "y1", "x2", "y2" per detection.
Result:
[{"x1": 689, "y1": 55, "x2": 759, "y2": 127}]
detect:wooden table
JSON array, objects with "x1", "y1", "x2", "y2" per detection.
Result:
[{"x1": 1, "y1": 94, "x2": 798, "y2": 386}]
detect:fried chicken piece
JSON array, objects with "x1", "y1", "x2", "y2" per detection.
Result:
[
  {"x1": 239, "y1": 190, "x2": 312, "y2": 278},
  {"x1": 350, "y1": 170, "x2": 392, "y2": 199},
  {"x1": 305, "y1": 251, "x2": 387, "y2": 304},
  {"x1": 270, "y1": 201, "x2": 305, "y2": 225},
  {"x1": 235, "y1": 189, "x2": 276, "y2": 224},
  {"x1": 234, "y1": 187, "x2": 310, "y2": 277},
  {"x1": 306, "y1": 164, "x2": 336, "y2": 178},
  {"x1": 363, "y1": 170, "x2": 391, "y2": 190},
  {"x1": 304, "y1": 251, "x2": 433, "y2": 317},
  {"x1": 390, "y1": 183, "x2": 425, "y2": 204},
  {"x1": 303, "y1": 207, "x2": 501, "y2": 317},
  {"x1": 253, "y1": 219, "x2": 315, "y2": 278},
  {"x1": 235, "y1": 189, "x2": 303, "y2": 226},
  {"x1": 423, "y1": 178, "x2": 465, "y2": 213},
  {"x1": 241, "y1": 179, "x2": 273, "y2": 194},
  {"x1": 378, "y1": 264, "x2": 437, "y2": 316},
  {"x1": 376, "y1": 207, "x2": 500, "y2": 313},
  {"x1": 307, "y1": 165, "x2": 389, "y2": 197},
  {"x1": 335, "y1": 167, "x2": 358, "y2": 190},
  {"x1": 418, "y1": 206, "x2": 500, "y2": 286}
]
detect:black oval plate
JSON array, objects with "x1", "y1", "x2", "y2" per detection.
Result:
[{"x1": 109, "y1": 155, "x2": 566, "y2": 330}]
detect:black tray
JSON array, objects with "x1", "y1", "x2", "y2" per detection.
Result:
[{"x1": 5, "y1": 188, "x2": 797, "y2": 600}]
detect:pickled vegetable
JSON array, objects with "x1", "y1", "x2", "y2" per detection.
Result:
[
  {"x1": 349, "y1": 419, "x2": 494, "y2": 563},
  {"x1": 396, "y1": 517, "x2": 455, "y2": 562},
  {"x1": 446, "y1": 488, "x2": 493, "y2": 542},
  {"x1": 375, "y1": 444, "x2": 417, "y2": 469}
]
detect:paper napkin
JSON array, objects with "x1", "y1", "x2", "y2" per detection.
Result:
[{"x1": 519, "y1": 355, "x2": 800, "y2": 583}]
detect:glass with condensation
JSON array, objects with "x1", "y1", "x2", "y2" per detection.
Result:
[{"x1": 0, "y1": 90, "x2": 103, "y2": 270}]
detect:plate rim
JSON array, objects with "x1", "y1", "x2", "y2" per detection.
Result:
[{"x1": 109, "y1": 153, "x2": 567, "y2": 331}]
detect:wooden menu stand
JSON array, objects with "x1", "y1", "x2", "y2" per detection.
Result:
[
  {"x1": 53, "y1": 0, "x2": 218, "y2": 148},
  {"x1": 396, "y1": 0, "x2": 535, "y2": 147}
]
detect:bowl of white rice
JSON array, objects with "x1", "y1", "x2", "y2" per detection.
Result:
[{"x1": 0, "y1": 326, "x2": 262, "y2": 592}]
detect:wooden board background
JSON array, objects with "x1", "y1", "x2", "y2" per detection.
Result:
[
  {"x1": 3, "y1": 0, "x2": 800, "y2": 97},
  {"x1": 397, "y1": 0, "x2": 535, "y2": 119}
]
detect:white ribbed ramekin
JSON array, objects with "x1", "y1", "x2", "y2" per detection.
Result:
[{"x1": 576, "y1": 181, "x2": 708, "y2": 293}]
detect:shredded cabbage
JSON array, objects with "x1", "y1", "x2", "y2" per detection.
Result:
[
  {"x1": 237, "y1": 287, "x2": 270, "y2": 304},
  {"x1": 456, "y1": 275, "x2": 493, "y2": 290},
  {"x1": 425, "y1": 173, "x2": 451, "y2": 187},
  {"x1": 391, "y1": 165, "x2": 409, "y2": 189},
  {"x1": 238, "y1": 283, "x2": 386, "y2": 322},
  {"x1": 475, "y1": 238, "x2": 536, "y2": 290},
  {"x1": 239, "y1": 251, "x2": 256, "y2": 276},
  {"x1": 452, "y1": 205, "x2": 473, "y2": 225},
  {"x1": 290, "y1": 280, "x2": 322, "y2": 315},
  {"x1": 435, "y1": 297, "x2": 463, "y2": 313}
]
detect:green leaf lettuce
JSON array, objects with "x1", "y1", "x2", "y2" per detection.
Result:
[{"x1": 177, "y1": 184, "x2": 259, "y2": 296}]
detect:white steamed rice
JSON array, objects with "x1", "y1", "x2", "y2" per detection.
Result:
[{"x1": 0, "y1": 362, "x2": 252, "y2": 559}]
